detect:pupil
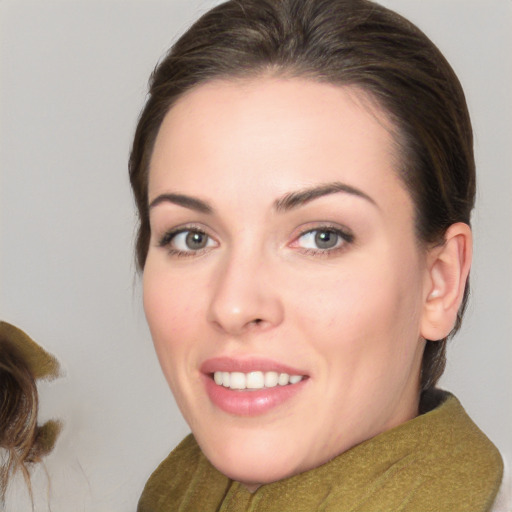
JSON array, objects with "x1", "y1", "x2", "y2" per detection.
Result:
[
  {"x1": 186, "y1": 231, "x2": 207, "y2": 249},
  {"x1": 315, "y1": 230, "x2": 337, "y2": 249}
]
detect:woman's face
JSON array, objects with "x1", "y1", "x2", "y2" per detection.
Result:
[{"x1": 143, "y1": 78, "x2": 431, "y2": 488}]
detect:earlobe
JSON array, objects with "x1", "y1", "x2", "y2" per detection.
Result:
[{"x1": 421, "y1": 223, "x2": 473, "y2": 341}]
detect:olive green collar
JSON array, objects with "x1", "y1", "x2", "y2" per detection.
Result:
[{"x1": 138, "y1": 390, "x2": 503, "y2": 512}]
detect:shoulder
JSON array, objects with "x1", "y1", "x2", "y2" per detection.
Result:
[
  {"x1": 137, "y1": 435, "x2": 202, "y2": 512},
  {"x1": 401, "y1": 390, "x2": 504, "y2": 511},
  {"x1": 328, "y1": 389, "x2": 504, "y2": 512},
  {"x1": 491, "y1": 459, "x2": 512, "y2": 512},
  {"x1": 137, "y1": 435, "x2": 233, "y2": 512},
  {"x1": 420, "y1": 391, "x2": 503, "y2": 474}
]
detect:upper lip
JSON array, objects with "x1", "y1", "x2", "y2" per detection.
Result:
[{"x1": 200, "y1": 356, "x2": 308, "y2": 376}]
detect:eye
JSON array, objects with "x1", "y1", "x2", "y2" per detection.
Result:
[
  {"x1": 298, "y1": 230, "x2": 340, "y2": 250},
  {"x1": 159, "y1": 228, "x2": 217, "y2": 255},
  {"x1": 294, "y1": 227, "x2": 354, "y2": 254}
]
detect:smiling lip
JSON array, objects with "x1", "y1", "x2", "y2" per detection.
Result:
[{"x1": 200, "y1": 357, "x2": 309, "y2": 416}]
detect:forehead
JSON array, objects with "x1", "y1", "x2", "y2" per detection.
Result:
[{"x1": 148, "y1": 77, "x2": 409, "y2": 213}]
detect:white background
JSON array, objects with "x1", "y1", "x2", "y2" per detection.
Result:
[{"x1": 1, "y1": 1, "x2": 510, "y2": 510}]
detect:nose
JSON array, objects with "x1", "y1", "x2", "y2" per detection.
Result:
[{"x1": 207, "y1": 249, "x2": 284, "y2": 336}]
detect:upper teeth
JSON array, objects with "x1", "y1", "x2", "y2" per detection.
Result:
[{"x1": 213, "y1": 371, "x2": 303, "y2": 390}]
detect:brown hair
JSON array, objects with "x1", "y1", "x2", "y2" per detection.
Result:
[
  {"x1": 129, "y1": 0, "x2": 475, "y2": 390},
  {"x1": 0, "y1": 324, "x2": 61, "y2": 504}
]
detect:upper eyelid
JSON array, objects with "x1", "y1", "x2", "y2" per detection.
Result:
[
  {"x1": 158, "y1": 228, "x2": 219, "y2": 258},
  {"x1": 156, "y1": 222, "x2": 213, "y2": 237},
  {"x1": 291, "y1": 228, "x2": 354, "y2": 258},
  {"x1": 292, "y1": 222, "x2": 354, "y2": 239},
  {"x1": 291, "y1": 224, "x2": 355, "y2": 249},
  {"x1": 157, "y1": 225, "x2": 213, "y2": 246}
]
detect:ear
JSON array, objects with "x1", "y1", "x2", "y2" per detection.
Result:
[{"x1": 420, "y1": 223, "x2": 472, "y2": 341}]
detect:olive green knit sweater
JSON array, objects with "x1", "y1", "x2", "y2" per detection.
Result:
[{"x1": 138, "y1": 391, "x2": 503, "y2": 512}]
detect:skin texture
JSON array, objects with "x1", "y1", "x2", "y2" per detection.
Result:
[{"x1": 142, "y1": 78, "x2": 470, "y2": 490}]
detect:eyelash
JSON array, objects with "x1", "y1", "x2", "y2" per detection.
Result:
[
  {"x1": 158, "y1": 226, "x2": 216, "y2": 258},
  {"x1": 157, "y1": 225, "x2": 354, "y2": 258},
  {"x1": 292, "y1": 225, "x2": 354, "y2": 257}
]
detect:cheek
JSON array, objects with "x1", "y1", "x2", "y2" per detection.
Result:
[
  {"x1": 291, "y1": 251, "x2": 424, "y2": 363},
  {"x1": 142, "y1": 264, "x2": 201, "y2": 375}
]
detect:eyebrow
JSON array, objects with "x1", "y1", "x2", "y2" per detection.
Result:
[
  {"x1": 273, "y1": 182, "x2": 378, "y2": 212},
  {"x1": 148, "y1": 181, "x2": 377, "y2": 215},
  {"x1": 149, "y1": 193, "x2": 213, "y2": 214}
]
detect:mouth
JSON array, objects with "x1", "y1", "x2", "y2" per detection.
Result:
[
  {"x1": 212, "y1": 370, "x2": 304, "y2": 390},
  {"x1": 201, "y1": 358, "x2": 309, "y2": 416}
]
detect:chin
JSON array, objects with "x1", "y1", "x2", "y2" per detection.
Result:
[
  {"x1": 196, "y1": 428, "x2": 306, "y2": 488},
  {"x1": 213, "y1": 456, "x2": 299, "y2": 490}
]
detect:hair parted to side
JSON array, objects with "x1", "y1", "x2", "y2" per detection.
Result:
[{"x1": 129, "y1": 0, "x2": 476, "y2": 391}]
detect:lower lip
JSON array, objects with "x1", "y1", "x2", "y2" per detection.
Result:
[{"x1": 203, "y1": 374, "x2": 307, "y2": 416}]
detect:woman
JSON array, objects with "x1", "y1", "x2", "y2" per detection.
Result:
[{"x1": 130, "y1": 0, "x2": 504, "y2": 509}]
